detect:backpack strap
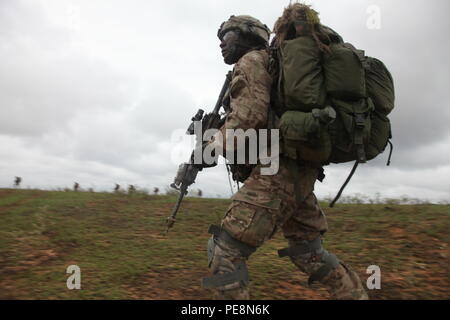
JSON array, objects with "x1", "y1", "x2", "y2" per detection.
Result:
[
  {"x1": 386, "y1": 140, "x2": 393, "y2": 166},
  {"x1": 329, "y1": 160, "x2": 359, "y2": 207},
  {"x1": 329, "y1": 138, "x2": 392, "y2": 208},
  {"x1": 276, "y1": 46, "x2": 285, "y2": 110},
  {"x1": 354, "y1": 112, "x2": 367, "y2": 163}
]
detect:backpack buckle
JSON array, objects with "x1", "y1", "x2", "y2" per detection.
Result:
[{"x1": 354, "y1": 113, "x2": 366, "y2": 128}]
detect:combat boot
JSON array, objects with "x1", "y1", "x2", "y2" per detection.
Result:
[{"x1": 320, "y1": 263, "x2": 369, "y2": 300}]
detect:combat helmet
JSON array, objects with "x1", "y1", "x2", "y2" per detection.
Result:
[{"x1": 218, "y1": 15, "x2": 271, "y2": 44}]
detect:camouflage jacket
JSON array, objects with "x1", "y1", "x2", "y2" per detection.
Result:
[{"x1": 212, "y1": 49, "x2": 272, "y2": 172}]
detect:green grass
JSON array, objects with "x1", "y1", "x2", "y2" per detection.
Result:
[{"x1": 0, "y1": 188, "x2": 449, "y2": 300}]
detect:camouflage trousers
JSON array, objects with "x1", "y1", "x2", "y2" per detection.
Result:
[{"x1": 205, "y1": 159, "x2": 368, "y2": 300}]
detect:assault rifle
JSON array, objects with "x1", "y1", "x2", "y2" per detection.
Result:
[{"x1": 165, "y1": 71, "x2": 232, "y2": 234}]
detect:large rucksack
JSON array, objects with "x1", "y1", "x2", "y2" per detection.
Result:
[{"x1": 269, "y1": 29, "x2": 395, "y2": 205}]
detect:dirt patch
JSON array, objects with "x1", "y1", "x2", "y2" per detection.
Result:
[
  {"x1": 124, "y1": 269, "x2": 209, "y2": 300},
  {"x1": 270, "y1": 278, "x2": 328, "y2": 300},
  {"x1": 0, "y1": 249, "x2": 58, "y2": 275}
]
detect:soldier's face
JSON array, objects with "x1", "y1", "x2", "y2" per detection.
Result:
[{"x1": 220, "y1": 30, "x2": 240, "y2": 65}]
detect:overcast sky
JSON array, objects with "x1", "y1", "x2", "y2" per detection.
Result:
[{"x1": 1, "y1": 0, "x2": 449, "y2": 202}]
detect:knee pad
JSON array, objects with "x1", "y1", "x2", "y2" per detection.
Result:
[
  {"x1": 202, "y1": 260, "x2": 249, "y2": 289},
  {"x1": 207, "y1": 224, "x2": 257, "y2": 258},
  {"x1": 278, "y1": 237, "x2": 339, "y2": 285},
  {"x1": 207, "y1": 235, "x2": 216, "y2": 268},
  {"x1": 202, "y1": 225, "x2": 256, "y2": 290},
  {"x1": 278, "y1": 237, "x2": 323, "y2": 259}
]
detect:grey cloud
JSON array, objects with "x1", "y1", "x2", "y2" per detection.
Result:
[
  {"x1": 0, "y1": 1, "x2": 133, "y2": 137},
  {"x1": 0, "y1": 0, "x2": 449, "y2": 203},
  {"x1": 0, "y1": 53, "x2": 131, "y2": 136},
  {"x1": 130, "y1": 81, "x2": 197, "y2": 139}
]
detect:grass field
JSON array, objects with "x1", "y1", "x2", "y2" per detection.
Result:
[{"x1": 0, "y1": 188, "x2": 448, "y2": 300}]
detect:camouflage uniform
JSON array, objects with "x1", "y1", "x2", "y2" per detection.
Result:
[{"x1": 202, "y1": 43, "x2": 368, "y2": 300}]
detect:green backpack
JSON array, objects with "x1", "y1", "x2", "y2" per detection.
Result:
[{"x1": 270, "y1": 32, "x2": 395, "y2": 204}]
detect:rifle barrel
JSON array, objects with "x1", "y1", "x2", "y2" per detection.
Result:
[{"x1": 165, "y1": 184, "x2": 187, "y2": 233}]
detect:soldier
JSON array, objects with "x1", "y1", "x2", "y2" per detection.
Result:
[
  {"x1": 200, "y1": 14, "x2": 368, "y2": 300},
  {"x1": 14, "y1": 176, "x2": 22, "y2": 188},
  {"x1": 73, "y1": 182, "x2": 79, "y2": 192},
  {"x1": 153, "y1": 187, "x2": 159, "y2": 195},
  {"x1": 114, "y1": 184, "x2": 121, "y2": 192}
]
